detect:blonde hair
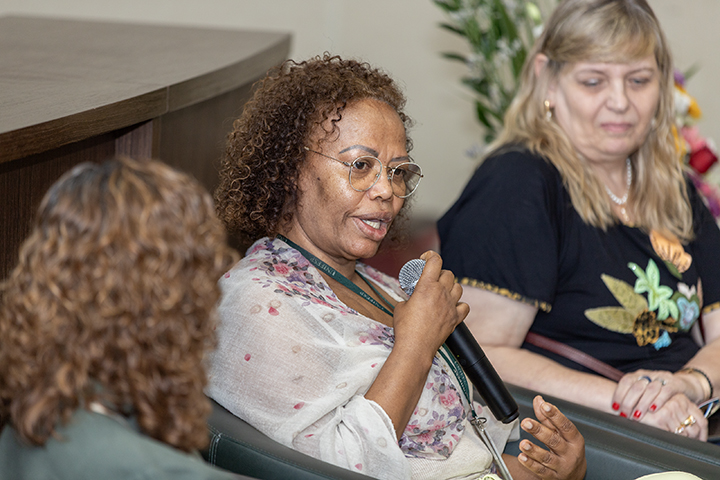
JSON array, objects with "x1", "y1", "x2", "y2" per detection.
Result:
[
  {"x1": 0, "y1": 157, "x2": 237, "y2": 451},
  {"x1": 492, "y1": 0, "x2": 692, "y2": 241}
]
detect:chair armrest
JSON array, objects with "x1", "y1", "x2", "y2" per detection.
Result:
[
  {"x1": 504, "y1": 384, "x2": 720, "y2": 480},
  {"x1": 202, "y1": 398, "x2": 377, "y2": 480}
]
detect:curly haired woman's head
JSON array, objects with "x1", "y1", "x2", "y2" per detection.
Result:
[
  {"x1": 215, "y1": 53, "x2": 413, "y2": 247},
  {"x1": 0, "y1": 156, "x2": 236, "y2": 451}
]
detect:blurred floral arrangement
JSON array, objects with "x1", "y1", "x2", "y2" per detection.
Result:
[
  {"x1": 674, "y1": 69, "x2": 720, "y2": 222},
  {"x1": 433, "y1": 0, "x2": 555, "y2": 147}
]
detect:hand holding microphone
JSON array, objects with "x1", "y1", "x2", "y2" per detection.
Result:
[{"x1": 399, "y1": 257, "x2": 519, "y2": 424}]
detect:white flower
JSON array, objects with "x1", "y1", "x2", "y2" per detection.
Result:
[
  {"x1": 677, "y1": 282, "x2": 697, "y2": 299},
  {"x1": 532, "y1": 24, "x2": 545, "y2": 38},
  {"x1": 675, "y1": 88, "x2": 692, "y2": 119},
  {"x1": 497, "y1": 38, "x2": 512, "y2": 57}
]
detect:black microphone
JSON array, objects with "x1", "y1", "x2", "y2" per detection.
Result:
[{"x1": 399, "y1": 259, "x2": 519, "y2": 424}]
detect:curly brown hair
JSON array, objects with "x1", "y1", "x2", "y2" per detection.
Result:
[
  {"x1": 215, "y1": 53, "x2": 414, "y2": 248},
  {"x1": 0, "y1": 157, "x2": 237, "y2": 452}
]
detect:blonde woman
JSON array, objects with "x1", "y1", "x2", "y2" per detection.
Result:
[{"x1": 439, "y1": 0, "x2": 719, "y2": 441}]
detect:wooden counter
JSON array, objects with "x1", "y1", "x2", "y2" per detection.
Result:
[{"x1": 0, "y1": 16, "x2": 291, "y2": 277}]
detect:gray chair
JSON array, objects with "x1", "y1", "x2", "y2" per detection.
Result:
[
  {"x1": 202, "y1": 399, "x2": 375, "y2": 480},
  {"x1": 506, "y1": 384, "x2": 720, "y2": 480},
  {"x1": 203, "y1": 389, "x2": 720, "y2": 480}
]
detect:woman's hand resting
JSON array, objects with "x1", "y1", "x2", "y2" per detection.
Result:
[
  {"x1": 391, "y1": 251, "x2": 469, "y2": 360},
  {"x1": 612, "y1": 369, "x2": 708, "y2": 440},
  {"x1": 509, "y1": 395, "x2": 587, "y2": 480}
]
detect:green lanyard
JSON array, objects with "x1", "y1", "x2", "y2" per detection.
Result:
[
  {"x1": 275, "y1": 235, "x2": 511, "y2": 478},
  {"x1": 438, "y1": 345, "x2": 471, "y2": 408},
  {"x1": 276, "y1": 234, "x2": 395, "y2": 316},
  {"x1": 276, "y1": 235, "x2": 473, "y2": 410}
]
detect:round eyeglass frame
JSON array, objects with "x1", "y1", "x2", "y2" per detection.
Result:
[{"x1": 304, "y1": 147, "x2": 423, "y2": 198}]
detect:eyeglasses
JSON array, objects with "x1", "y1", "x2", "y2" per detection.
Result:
[{"x1": 304, "y1": 147, "x2": 423, "y2": 198}]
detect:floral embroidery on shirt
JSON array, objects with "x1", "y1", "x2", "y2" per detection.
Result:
[
  {"x1": 246, "y1": 239, "x2": 355, "y2": 315},
  {"x1": 585, "y1": 259, "x2": 701, "y2": 349},
  {"x1": 628, "y1": 259, "x2": 678, "y2": 321},
  {"x1": 356, "y1": 322, "x2": 394, "y2": 349},
  {"x1": 399, "y1": 357, "x2": 467, "y2": 459},
  {"x1": 241, "y1": 237, "x2": 469, "y2": 460}
]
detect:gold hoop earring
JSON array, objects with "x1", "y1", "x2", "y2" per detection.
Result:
[{"x1": 544, "y1": 100, "x2": 552, "y2": 120}]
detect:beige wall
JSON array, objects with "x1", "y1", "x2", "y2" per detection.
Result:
[{"x1": 1, "y1": 0, "x2": 717, "y2": 222}]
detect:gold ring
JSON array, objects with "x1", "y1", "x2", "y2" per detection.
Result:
[
  {"x1": 675, "y1": 415, "x2": 696, "y2": 433},
  {"x1": 682, "y1": 415, "x2": 696, "y2": 427}
]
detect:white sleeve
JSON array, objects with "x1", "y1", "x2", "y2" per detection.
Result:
[{"x1": 206, "y1": 267, "x2": 411, "y2": 480}]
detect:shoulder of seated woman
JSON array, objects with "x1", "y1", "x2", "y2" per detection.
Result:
[{"x1": 476, "y1": 145, "x2": 561, "y2": 194}]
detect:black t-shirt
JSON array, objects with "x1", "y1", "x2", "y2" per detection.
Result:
[{"x1": 438, "y1": 147, "x2": 720, "y2": 374}]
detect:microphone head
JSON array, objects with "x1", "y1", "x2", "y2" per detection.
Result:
[{"x1": 398, "y1": 259, "x2": 426, "y2": 296}]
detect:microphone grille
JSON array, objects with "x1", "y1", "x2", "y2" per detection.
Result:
[{"x1": 398, "y1": 259, "x2": 426, "y2": 296}]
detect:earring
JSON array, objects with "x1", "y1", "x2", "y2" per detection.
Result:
[{"x1": 544, "y1": 100, "x2": 552, "y2": 120}]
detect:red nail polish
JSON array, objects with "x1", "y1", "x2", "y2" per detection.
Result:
[
  {"x1": 650, "y1": 404, "x2": 657, "y2": 412},
  {"x1": 612, "y1": 402, "x2": 620, "y2": 411},
  {"x1": 633, "y1": 410, "x2": 642, "y2": 419},
  {"x1": 620, "y1": 412, "x2": 628, "y2": 418}
]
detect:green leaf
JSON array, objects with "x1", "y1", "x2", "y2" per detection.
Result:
[
  {"x1": 646, "y1": 259, "x2": 661, "y2": 288},
  {"x1": 683, "y1": 63, "x2": 701, "y2": 81},
  {"x1": 493, "y1": 0, "x2": 521, "y2": 41},
  {"x1": 585, "y1": 307, "x2": 635, "y2": 333},
  {"x1": 653, "y1": 285, "x2": 675, "y2": 320},
  {"x1": 628, "y1": 262, "x2": 651, "y2": 295},
  {"x1": 432, "y1": 0, "x2": 461, "y2": 12},
  {"x1": 439, "y1": 23, "x2": 467, "y2": 37},
  {"x1": 475, "y1": 101, "x2": 494, "y2": 129},
  {"x1": 512, "y1": 48, "x2": 527, "y2": 78},
  {"x1": 600, "y1": 274, "x2": 648, "y2": 317},
  {"x1": 664, "y1": 260, "x2": 682, "y2": 280},
  {"x1": 462, "y1": 77, "x2": 490, "y2": 97},
  {"x1": 441, "y1": 52, "x2": 468, "y2": 63}
]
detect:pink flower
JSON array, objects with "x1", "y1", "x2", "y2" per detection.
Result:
[
  {"x1": 274, "y1": 263, "x2": 290, "y2": 275},
  {"x1": 416, "y1": 431, "x2": 434, "y2": 444},
  {"x1": 439, "y1": 389, "x2": 459, "y2": 408},
  {"x1": 682, "y1": 126, "x2": 707, "y2": 151}
]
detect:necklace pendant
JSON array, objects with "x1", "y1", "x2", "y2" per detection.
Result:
[
  {"x1": 619, "y1": 207, "x2": 629, "y2": 223},
  {"x1": 604, "y1": 158, "x2": 633, "y2": 223}
]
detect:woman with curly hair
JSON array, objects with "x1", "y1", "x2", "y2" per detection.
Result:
[
  {"x1": 0, "y1": 157, "x2": 238, "y2": 479},
  {"x1": 207, "y1": 54, "x2": 586, "y2": 480}
]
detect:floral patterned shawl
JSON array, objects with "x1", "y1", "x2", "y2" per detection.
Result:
[{"x1": 207, "y1": 237, "x2": 512, "y2": 480}]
